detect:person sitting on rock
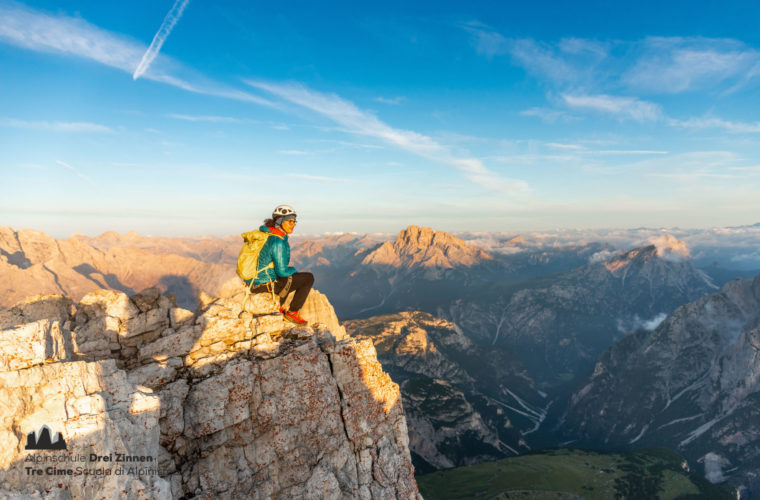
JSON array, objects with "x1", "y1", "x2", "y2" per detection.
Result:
[{"x1": 242, "y1": 204, "x2": 313, "y2": 325}]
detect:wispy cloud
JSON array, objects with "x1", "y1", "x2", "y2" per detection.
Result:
[
  {"x1": 0, "y1": 118, "x2": 112, "y2": 133},
  {"x1": 620, "y1": 151, "x2": 746, "y2": 180},
  {"x1": 501, "y1": 35, "x2": 760, "y2": 95},
  {"x1": 0, "y1": 1, "x2": 273, "y2": 106},
  {"x1": 167, "y1": 113, "x2": 244, "y2": 123},
  {"x1": 375, "y1": 96, "x2": 407, "y2": 105},
  {"x1": 546, "y1": 142, "x2": 584, "y2": 150},
  {"x1": 591, "y1": 150, "x2": 669, "y2": 156},
  {"x1": 56, "y1": 160, "x2": 95, "y2": 184},
  {"x1": 520, "y1": 107, "x2": 577, "y2": 123},
  {"x1": 623, "y1": 37, "x2": 760, "y2": 93},
  {"x1": 133, "y1": 0, "x2": 190, "y2": 80},
  {"x1": 246, "y1": 81, "x2": 529, "y2": 194},
  {"x1": 286, "y1": 173, "x2": 352, "y2": 182},
  {"x1": 671, "y1": 117, "x2": 760, "y2": 133},
  {"x1": 461, "y1": 21, "x2": 509, "y2": 58},
  {"x1": 509, "y1": 38, "x2": 583, "y2": 83},
  {"x1": 562, "y1": 93, "x2": 663, "y2": 122}
]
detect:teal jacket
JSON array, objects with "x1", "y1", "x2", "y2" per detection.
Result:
[{"x1": 252, "y1": 225, "x2": 297, "y2": 285}]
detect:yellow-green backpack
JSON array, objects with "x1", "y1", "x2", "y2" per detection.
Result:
[{"x1": 236, "y1": 230, "x2": 274, "y2": 281}]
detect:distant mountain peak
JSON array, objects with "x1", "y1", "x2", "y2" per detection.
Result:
[
  {"x1": 362, "y1": 226, "x2": 492, "y2": 270},
  {"x1": 393, "y1": 225, "x2": 470, "y2": 252},
  {"x1": 505, "y1": 235, "x2": 526, "y2": 246},
  {"x1": 602, "y1": 236, "x2": 691, "y2": 273}
]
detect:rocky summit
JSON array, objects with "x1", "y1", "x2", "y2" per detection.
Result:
[
  {"x1": 361, "y1": 226, "x2": 492, "y2": 273},
  {"x1": 0, "y1": 285, "x2": 420, "y2": 499}
]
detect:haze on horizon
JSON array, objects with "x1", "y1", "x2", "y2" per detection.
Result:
[{"x1": 2, "y1": 0, "x2": 760, "y2": 237}]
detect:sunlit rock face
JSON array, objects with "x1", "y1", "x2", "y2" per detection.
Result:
[
  {"x1": 0, "y1": 285, "x2": 420, "y2": 499},
  {"x1": 361, "y1": 226, "x2": 493, "y2": 272},
  {"x1": 562, "y1": 273, "x2": 760, "y2": 498}
]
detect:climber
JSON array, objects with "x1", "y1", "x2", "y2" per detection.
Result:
[{"x1": 237, "y1": 204, "x2": 313, "y2": 325}]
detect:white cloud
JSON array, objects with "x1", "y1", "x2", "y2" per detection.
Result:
[
  {"x1": 648, "y1": 234, "x2": 691, "y2": 261},
  {"x1": 0, "y1": 118, "x2": 112, "y2": 133},
  {"x1": 546, "y1": 143, "x2": 584, "y2": 150},
  {"x1": 506, "y1": 35, "x2": 760, "y2": 95},
  {"x1": 247, "y1": 81, "x2": 529, "y2": 195},
  {"x1": 509, "y1": 39, "x2": 581, "y2": 83},
  {"x1": 562, "y1": 93, "x2": 663, "y2": 122},
  {"x1": 520, "y1": 107, "x2": 576, "y2": 123},
  {"x1": 589, "y1": 150, "x2": 668, "y2": 156},
  {"x1": 623, "y1": 37, "x2": 760, "y2": 93},
  {"x1": 672, "y1": 117, "x2": 760, "y2": 133},
  {"x1": 374, "y1": 96, "x2": 406, "y2": 105},
  {"x1": 133, "y1": 0, "x2": 190, "y2": 80},
  {"x1": 588, "y1": 249, "x2": 622, "y2": 263},
  {"x1": 167, "y1": 114, "x2": 244, "y2": 123},
  {"x1": 558, "y1": 38, "x2": 610, "y2": 58}
]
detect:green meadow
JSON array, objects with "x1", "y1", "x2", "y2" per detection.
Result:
[{"x1": 416, "y1": 448, "x2": 735, "y2": 499}]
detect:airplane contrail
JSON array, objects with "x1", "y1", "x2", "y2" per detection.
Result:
[
  {"x1": 133, "y1": 0, "x2": 190, "y2": 80},
  {"x1": 56, "y1": 160, "x2": 95, "y2": 185}
]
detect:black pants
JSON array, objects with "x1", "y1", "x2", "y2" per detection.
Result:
[{"x1": 249, "y1": 272, "x2": 314, "y2": 312}]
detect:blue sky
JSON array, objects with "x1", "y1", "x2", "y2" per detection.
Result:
[{"x1": 1, "y1": 0, "x2": 759, "y2": 237}]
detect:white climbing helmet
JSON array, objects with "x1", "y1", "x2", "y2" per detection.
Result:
[{"x1": 272, "y1": 204, "x2": 296, "y2": 218}]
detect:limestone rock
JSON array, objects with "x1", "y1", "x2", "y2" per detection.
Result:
[
  {"x1": 0, "y1": 359, "x2": 168, "y2": 499},
  {"x1": 0, "y1": 288, "x2": 420, "y2": 499}
]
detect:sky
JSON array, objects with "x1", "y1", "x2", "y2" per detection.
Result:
[{"x1": 1, "y1": 0, "x2": 760, "y2": 237}]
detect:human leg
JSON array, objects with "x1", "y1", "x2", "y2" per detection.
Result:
[{"x1": 272, "y1": 272, "x2": 314, "y2": 308}]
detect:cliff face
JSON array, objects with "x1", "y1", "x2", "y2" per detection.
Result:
[{"x1": 0, "y1": 286, "x2": 420, "y2": 499}]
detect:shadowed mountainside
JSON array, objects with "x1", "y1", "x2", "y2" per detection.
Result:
[
  {"x1": 562, "y1": 273, "x2": 760, "y2": 497},
  {"x1": 345, "y1": 311, "x2": 546, "y2": 473}
]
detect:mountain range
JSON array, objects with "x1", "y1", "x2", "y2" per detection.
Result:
[
  {"x1": 3, "y1": 224, "x2": 760, "y2": 495},
  {"x1": 445, "y1": 235, "x2": 720, "y2": 388},
  {"x1": 562, "y1": 273, "x2": 760, "y2": 496}
]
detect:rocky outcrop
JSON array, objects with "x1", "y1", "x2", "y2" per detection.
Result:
[
  {"x1": 0, "y1": 285, "x2": 420, "y2": 499},
  {"x1": 345, "y1": 311, "x2": 545, "y2": 472},
  {"x1": 562, "y1": 274, "x2": 760, "y2": 498}
]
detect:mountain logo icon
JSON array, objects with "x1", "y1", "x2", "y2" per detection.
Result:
[{"x1": 25, "y1": 425, "x2": 67, "y2": 450}]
